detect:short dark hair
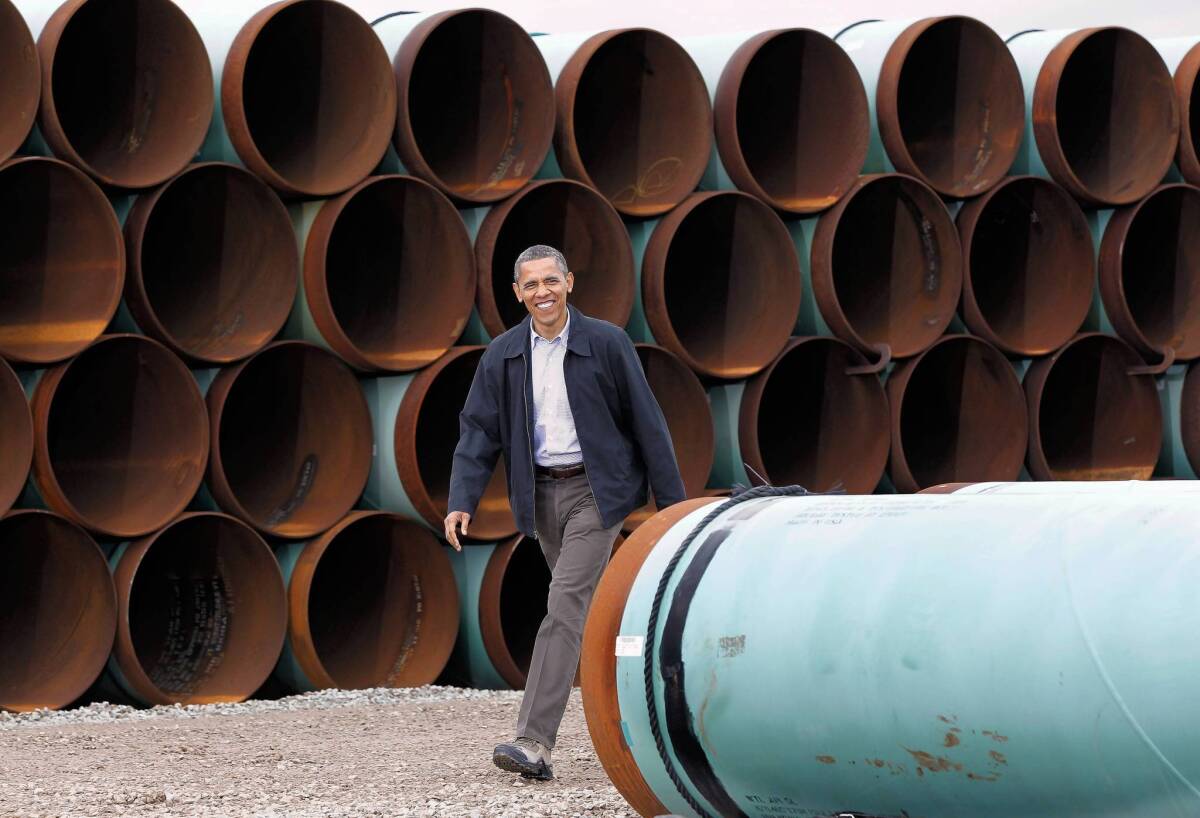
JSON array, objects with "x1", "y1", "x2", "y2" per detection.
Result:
[{"x1": 513, "y1": 245, "x2": 568, "y2": 282}]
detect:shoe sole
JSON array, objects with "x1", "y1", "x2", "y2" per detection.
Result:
[{"x1": 493, "y1": 749, "x2": 553, "y2": 781}]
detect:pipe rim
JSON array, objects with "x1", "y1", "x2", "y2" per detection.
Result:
[
  {"x1": 0, "y1": 0, "x2": 39, "y2": 165},
  {"x1": 205, "y1": 340, "x2": 373, "y2": 538},
  {"x1": 302, "y1": 174, "x2": 475, "y2": 372},
  {"x1": 1032, "y1": 27, "x2": 1180, "y2": 206},
  {"x1": 222, "y1": 0, "x2": 397, "y2": 197},
  {"x1": 811, "y1": 173, "x2": 963, "y2": 359},
  {"x1": 123, "y1": 162, "x2": 299, "y2": 365},
  {"x1": 886, "y1": 334, "x2": 1027, "y2": 492},
  {"x1": 391, "y1": 8, "x2": 555, "y2": 204},
  {"x1": 29, "y1": 333, "x2": 209, "y2": 538},
  {"x1": 36, "y1": 0, "x2": 213, "y2": 189},
  {"x1": 642, "y1": 190, "x2": 801, "y2": 378},
  {"x1": 1174, "y1": 43, "x2": 1200, "y2": 185},
  {"x1": 955, "y1": 175, "x2": 1094, "y2": 357},
  {"x1": 553, "y1": 28, "x2": 712, "y2": 217},
  {"x1": 474, "y1": 179, "x2": 635, "y2": 337},
  {"x1": 0, "y1": 358, "x2": 33, "y2": 516}
]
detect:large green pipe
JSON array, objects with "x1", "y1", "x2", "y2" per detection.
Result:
[
  {"x1": 1154, "y1": 37, "x2": 1200, "y2": 184},
  {"x1": 834, "y1": 17, "x2": 1023, "y2": 198},
  {"x1": 0, "y1": 0, "x2": 38, "y2": 165},
  {"x1": 1158, "y1": 363, "x2": 1200, "y2": 479},
  {"x1": 583, "y1": 488, "x2": 1200, "y2": 818}
]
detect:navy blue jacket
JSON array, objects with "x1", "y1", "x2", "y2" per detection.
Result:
[{"x1": 448, "y1": 305, "x2": 686, "y2": 537}]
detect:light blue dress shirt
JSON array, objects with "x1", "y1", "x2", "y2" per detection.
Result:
[{"x1": 530, "y1": 313, "x2": 582, "y2": 467}]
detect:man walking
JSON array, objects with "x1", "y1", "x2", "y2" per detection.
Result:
[{"x1": 444, "y1": 244, "x2": 685, "y2": 781}]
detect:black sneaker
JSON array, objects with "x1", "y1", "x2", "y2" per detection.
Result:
[{"x1": 493, "y1": 736, "x2": 553, "y2": 781}]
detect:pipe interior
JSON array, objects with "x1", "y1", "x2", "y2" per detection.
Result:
[
  {"x1": 894, "y1": 18, "x2": 1023, "y2": 195},
  {"x1": 486, "y1": 182, "x2": 632, "y2": 331},
  {"x1": 127, "y1": 515, "x2": 281, "y2": 703},
  {"x1": 572, "y1": 30, "x2": 711, "y2": 215},
  {"x1": 1035, "y1": 337, "x2": 1161, "y2": 480},
  {"x1": 897, "y1": 338, "x2": 1025, "y2": 489},
  {"x1": 46, "y1": 337, "x2": 206, "y2": 536},
  {"x1": 661, "y1": 195, "x2": 799, "y2": 377},
  {"x1": 0, "y1": 160, "x2": 123, "y2": 364},
  {"x1": 756, "y1": 341, "x2": 886, "y2": 494},
  {"x1": 218, "y1": 345, "x2": 371, "y2": 537},
  {"x1": 1118, "y1": 187, "x2": 1200, "y2": 360},
  {"x1": 0, "y1": 514, "x2": 113, "y2": 711},
  {"x1": 498, "y1": 536, "x2": 550, "y2": 678},
  {"x1": 406, "y1": 10, "x2": 551, "y2": 200},
  {"x1": 0, "y1": 0, "x2": 38, "y2": 162},
  {"x1": 829, "y1": 177, "x2": 958, "y2": 357},
  {"x1": 733, "y1": 30, "x2": 866, "y2": 211},
  {"x1": 242, "y1": 0, "x2": 392, "y2": 194},
  {"x1": 965, "y1": 179, "x2": 1093, "y2": 355},
  {"x1": 414, "y1": 351, "x2": 512, "y2": 536},
  {"x1": 324, "y1": 178, "x2": 473, "y2": 370},
  {"x1": 138, "y1": 165, "x2": 296, "y2": 363},
  {"x1": 0, "y1": 362, "x2": 32, "y2": 513},
  {"x1": 49, "y1": 0, "x2": 211, "y2": 187},
  {"x1": 308, "y1": 516, "x2": 455, "y2": 688},
  {"x1": 1054, "y1": 30, "x2": 1177, "y2": 203}
]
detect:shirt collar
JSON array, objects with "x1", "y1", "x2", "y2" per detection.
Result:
[{"x1": 531, "y1": 310, "x2": 570, "y2": 347}]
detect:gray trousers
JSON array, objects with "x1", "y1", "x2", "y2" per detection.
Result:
[{"x1": 515, "y1": 473, "x2": 622, "y2": 748}]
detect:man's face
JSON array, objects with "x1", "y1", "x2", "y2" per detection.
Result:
[{"x1": 513, "y1": 257, "x2": 573, "y2": 332}]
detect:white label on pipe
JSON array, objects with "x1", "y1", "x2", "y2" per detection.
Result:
[{"x1": 615, "y1": 635, "x2": 645, "y2": 657}]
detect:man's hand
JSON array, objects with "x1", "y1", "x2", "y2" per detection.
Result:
[{"x1": 444, "y1": 511, "x2": 471, "y2": 550}]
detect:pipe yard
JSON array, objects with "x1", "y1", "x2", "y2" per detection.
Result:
[{"x1": 2, "y1": 0, "x2": 1200, "y2": 815}]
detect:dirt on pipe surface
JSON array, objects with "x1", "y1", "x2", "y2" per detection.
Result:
[
  {"x1": 0, "y1": 359, "x2": 32, "y2": 516},
  {"x1": 36, "y1": 0, "x2": 213, "y2": 189},
  {"x1": 0, "y1": 0, "x2": 38, "y2": 165}
]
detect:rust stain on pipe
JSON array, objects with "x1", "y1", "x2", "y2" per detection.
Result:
[
  {"x1": 0, "y1": 156, "x2": 124, "y2": 364},
  {"x1": 741, "y1": 337, "x2": 889, "y2": 495},
  {"x1": 811, "y1": 173, "x2": 963, "y2": 360},
  {"x1": 474, "y1": 179, "x2": 633, "y2": 337},
  {"x1": 36, "y1": 0, "x2": 213, "y2": 189},
  {"x1": 30, "y1": 334, "x2": 208, "y2": 538},
  {"x1": 392, "y1": 9, "x2": 554, "y2": 204},
  {"x1": 0, "y1": 359, "x2": 32, "y2": 516},
  {"x1": 124, "y1": 162, "x2": 298, "y2": 365},
  {"x1": 1024, "y1": 333, "x2": 1162, "y2": 481},
  {"x1": 1172, "y1": 43, "x2": 1200, "y2": 185},
  {"x1": 886, "y1": 335, "x2": 1027, "y2": 493},
  {"x1": 642, "y1": 190, "x2": 800, "y2": 379},
  {"x1": 285, "y1": 511, "x2": 459, "y2": 690},
  {"x1": 554, "y1": 28, "x2": 711, "y2": 217},
  {"x1": 206, "y1": 341, "x2": 372, "y2": 539},
  {"x1": 223, "y1": 0, "x2": 397, "y2": 197},
  {"x1": 302, "y1": 174, "x2": 474, "y2": 372},
  {"x1": 109, "y1": 512, "x2": 286, "y2": 705},
  {"x1": 956, "y1": 175, "x2": 1094, "y2": 357},
  {"x1": 393, "y1": 346, "x2": 517, "y2": 540},
  {"x1": 0, "y1": 510, "x2": 116, "y2": 712},
  {"x1": 1097, "y1": 183, "x2": 1200, "y2": 362},
  {"x1": 1033, "y1": 28, "x2": 1179, "y2": 206},
  {"x1": 0, "y1": 0, "x2": 38, "y2": 165}
]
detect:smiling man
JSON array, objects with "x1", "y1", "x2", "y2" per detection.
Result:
[{"x1": 444, "y1": 244, "x2": 685, "y2": 781}]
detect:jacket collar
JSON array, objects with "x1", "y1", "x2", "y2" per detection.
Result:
[{"x1": 502, "y1": 304, "x2": 592, "y2": 358}]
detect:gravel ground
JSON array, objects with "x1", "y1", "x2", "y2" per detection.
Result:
[{"x1": 0, "y1": 687, "x2": 638, "y2": 817}]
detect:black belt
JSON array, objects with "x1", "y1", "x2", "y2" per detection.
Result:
[{"x1": 535, "y1": 463, "x2": 585, "y2": 479}]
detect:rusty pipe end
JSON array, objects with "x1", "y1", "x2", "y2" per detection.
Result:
[
  {"x1": 1174, "y1": 43, "x2": 1200, "y2": 185},
  {"x1": 394, "y1": 346, "x2": 517, "y2": 540},
  {"x1": 0, "y1": 156, "x2": 124, "y2": 364},
  {"x1": 303, "y1": 174, "x2": 474, "y2": 372},
  {"x1": 223, "y1": 0, "x2": 397, "y2": 198},
  {"x1": 642, "y1": 191, "x2": 801, "y2": 378},
  {"x1": 475, "y1": 179, "x2": 634, "y2": 337},
  {"x1": 36, "y1": 0, "x2": 213, "y2": 189},
  {"x1": 477, "y1": 535, "x2": 544, "y2": 689},
  {"x1": 124, "y1": 162, "x2": 298, "y2": 365},
  {"x1": 110, "y1": 512, "x2": 285, "y2": 706},
  {"x1": 207, "y1": 341, "x2": 373, "y2": 539},
  {"x1": 714, "y1": 29, "x2": 867, "y2": 214},
  {"x1": 811, "y1": 173, "x2": 963, "y2": 359},
  {"x1": 740, "y1": 337, "x2": 889, "y2": 495},
  {"x1": 1024, "y1": 333, "x2": 1163, "y2": 481},
  {"x1": 392, "y1": 8, "x2": 554, "y2": 204},
  {"x1": 0, "y1": 359, "x2": 32, "y2": 516},
  {"x1": 285, "y1": 511, "x2": 458, "y2": 690},
  {"x1": 555, "y1": 28, "x2": 712, "y2": 217},
  {"x1": 30, "y1": 334, "x2": 208, "y2": 538},
  {"x1": 1033, "y1": 27, "x2": 1179, "y2": 206},
  {"x1": 956, "y1": 175, "x2": 1094, "y2": 357},
  {"x1": 0, "y1": 510, "x2": 116, "y2": 712},
  {"x1": 0, "y1": 0, "x2": 38, "y2": 164},
  {"x1": 1097, "y1": 183, "x2": 1200, "y2": 362},
  {"x1": 886, "y1": 334, "x2": 1027, "y2": 493}
]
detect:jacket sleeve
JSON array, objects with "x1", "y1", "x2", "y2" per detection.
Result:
[
  {"x1": 447, "y1": 350, "x2": 503, "y2": 516},
  {"x1": 614, "y1": 333, "x2": 687, "y2": 508}
]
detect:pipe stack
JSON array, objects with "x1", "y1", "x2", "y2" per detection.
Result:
[{"x1": 1, "y1": 0, "x2": 1199, "y2": 714}]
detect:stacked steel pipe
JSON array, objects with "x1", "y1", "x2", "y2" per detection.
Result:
[{"x1": 1, "y1": 0, "x2": 1199, "y2": 716}]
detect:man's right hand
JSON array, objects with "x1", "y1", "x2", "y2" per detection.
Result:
[{"x1": 444, "y1": 511, "x2": 471, "y2": 550}]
